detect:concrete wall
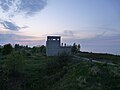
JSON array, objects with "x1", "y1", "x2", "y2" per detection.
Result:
[
  {"x1": 46, "y1": 36, "x2": 71, "y2": 56},
  {"x1": 46, "y1": 38, "x2": 60, "y2": 56},
  {"x1": 58, "y1": 46, "x2": 71, "y2": 55}
]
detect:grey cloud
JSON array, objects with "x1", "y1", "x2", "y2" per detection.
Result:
[
  {"x1": 20, "y1": 0, "x2": 47, "y2": 16},
  {"x1": 0, "y1": 0, "x2": 21, "y2": 16},
  {"x1": 0, "y1": 0, "x2": 47, "y2": 17},
  {"x1": 98, "y1": 27, "x2": 119, "y2": 32},
  {"x1": 0, "y1": 33, "x2": 44, "y2": 46},
  {"x1": 0, "y1": 0, "x2": 12, "y2": 11},
  {"x1": 21, "y1": 26, "x2": 29, "y2": 29},
  {"x1": 63, "y1": 34, "x2": 120, "y2": 55},
  {"x1": 64, "y1": 30, "x2": 74, "y2": 36},
  {"x1": 51, "y1": 30, "x2": 75, "y2": 38},
  {"x1": 0, "y1": 20, "x2": 20, "y2": 31},
  {"x1": 94, "y1": 31, "x2": 106, "y2": 38},
  {"x1": 0, "y1": 33, "x2": 32, "y2": 41},
  {"x1": 0, "y1": 0, "x2": 47, "y2": 31}
]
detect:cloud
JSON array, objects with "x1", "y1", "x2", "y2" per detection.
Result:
[
  {"x1": 49, "y1": 30, "x2": 75, "y2": 38},
  {"x1": 0, "y1": 0, "x2": 47, "y2": 30},
  {"x1": 0, "y1": 33, "x2": 45, "y2": 46},
  {"x1": 0, "y1": 20, "x2": 20, "y2": 31},
  {"x1": 19, "y1": 0, "x2": 47, "y2": 16},
  {"x1": 63, "y1": 34, "x2": 120, "y2": 55},
  {"x1": 0, "y1": 33, "x2": 33, "y2": 41},
  {"x1": 97, "y1": 26, "x2": 119, "y2": 32},
  {"x1": 0, "y1": 0, "x2": 47, "y2": 17},
  {"x1": 63, "y1": 30, "x2": 74, "y2": 36},
  {"x1": 94, "y1": 31, "x2": 106, "y2": 38}
]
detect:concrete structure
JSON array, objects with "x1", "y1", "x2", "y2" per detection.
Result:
[{"x1": 46, "y1": 36, "x2": 71, "y2": 56}]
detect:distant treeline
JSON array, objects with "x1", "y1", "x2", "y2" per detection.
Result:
[
  {"x1": 0, "y1": 43, "x2": 81, "y2": 56},
  {"x1": 0, "y1": 43, "x2": 46, "y2": 56}
]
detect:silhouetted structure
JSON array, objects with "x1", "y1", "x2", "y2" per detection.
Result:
[{"x1": 46, "y1": 36, "x2": 71, "y2": 56}]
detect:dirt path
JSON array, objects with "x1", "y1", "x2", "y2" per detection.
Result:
[{"x1": 73, "y1": 55, "x2": 116, "y2": 66}]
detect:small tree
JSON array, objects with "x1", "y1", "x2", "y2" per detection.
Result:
[
  {"x1": 31, "y1": 46, "x2": 36, "y2": 53},
  {"x1": 2, "y1": 44, "x2": 13, "y2": 55},
  {"x1": 31, "y1": 45, "x2": 46, "y2": 55},
  {"x1": 71, "y1": 43, "x2": 77, "y2": 54},
  {"x1": 77, "y1": 44, "x2": 81, "y2": 51},
  {"x1": 71, "y1": 43, "x2": 81, "y2": 54},
  {"x1": 14, "y1": 44, "x2": 20, "y2": 50},
  {"x1": 40, "y1": 45, "x2": 46, "y2": 54}
]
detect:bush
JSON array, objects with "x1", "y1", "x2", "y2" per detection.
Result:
[
  {"x1": 4, "y1": 51, "x2": 25, "y2": 77},
  {"x1": 46, "y1": 52, "x2": 71, "y2": 75},
  {"x1": 2, "y1": 44, "x2": 13, "y2": 55},
  {"x1": 0, "y1": 51, "x2": 26, "y2": 90},
  {"x1": 0, "y1": 48, "x2": 1, "y2": 53},
  {"x1": 57, "y1": 52, "x2": 72, "y2": 66},
  {"x1": 0, "y1": 66, "x2": 8, "y2": 90}
]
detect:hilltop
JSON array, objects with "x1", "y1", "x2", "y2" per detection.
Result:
[{"x1": 0, "y1": 45, "x2": 120, "y2": 90}]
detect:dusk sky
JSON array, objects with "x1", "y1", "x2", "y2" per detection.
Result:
[{"x1": 0, "y1": 0, "x2": 120, "y2": 54}]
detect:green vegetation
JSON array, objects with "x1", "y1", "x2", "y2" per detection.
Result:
[
  {"x1": 53, "y1": 62, "x2": 120, "y2": 90},
  {"x1": 71, "y1": 43, "x2": 81, "y2": 54},
  {"x1": 78, "y1": 52, "x2": 120, "y2": 64},
  {"x1": 0, "y1": 44, "x2": 120, "y2": 90},
  {"x1": 2, "y1": 44, "x2": 13, "y2": 55}
]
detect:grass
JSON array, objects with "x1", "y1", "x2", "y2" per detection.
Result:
[
  {"x1": 78, "y1": 52, "x2": 120, "y2": 64},
  {"x1": 0, "y1": 51, "x2": 120, "y2": 90},
  {"x1": 52, "y1": 62, "x2": 120, "y2": 90}
]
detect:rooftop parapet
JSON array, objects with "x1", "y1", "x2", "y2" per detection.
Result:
[{"x1": 47, "y1": 36, "x2": 61, "y2": 41}]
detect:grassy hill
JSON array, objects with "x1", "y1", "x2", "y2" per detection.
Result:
[{"x1": 0, "y1": 50, "x2": 120, "y2": 90}]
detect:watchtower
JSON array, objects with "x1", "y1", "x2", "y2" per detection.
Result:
[
  {"x1": 46, "y1": 36, "x2": 61, "y2": 56},
  {"x1": 46, "y1": 36, "x2": 71, "y2": 56}
]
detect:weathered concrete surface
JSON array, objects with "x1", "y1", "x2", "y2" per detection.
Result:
[{"x1": 46, "y1": 36, "x2": 71, "y2": 56}]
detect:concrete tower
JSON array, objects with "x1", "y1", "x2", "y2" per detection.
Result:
[
  {"x1": 46, "y1": 36, "x2": 61, "y2": 56},
  {"x1": 46, "y1": 36, "x2": 71, "y2": 56}
]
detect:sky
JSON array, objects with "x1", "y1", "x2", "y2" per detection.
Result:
[{"x1": 0, "y1": 0, "x2": 120, "y2": 55}]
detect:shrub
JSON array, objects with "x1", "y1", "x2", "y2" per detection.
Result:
[
  {"x1": 2, "y1": 44, "x2": 13, "y2": 55},
  {"x1": 4, "y1": 51, "x2": 25, "y2": 77},
  {"x1": 0, "y1": 66, "x2": 8, "y2": 90},
  {"x1": 46, "y1": 52, "x2": 71, "y2": 75},
  {"x1": 0, "y1": 48, "x2": 1, "y2": 53},
  {"x1": 57, "y1": 52, "x2": 72, "y2": 66}
]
